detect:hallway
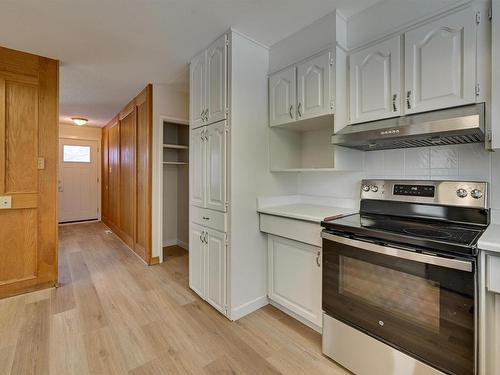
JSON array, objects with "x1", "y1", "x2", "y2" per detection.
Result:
[{"x1": 0, "y1": 223, "x2": 348, "y2": 375}]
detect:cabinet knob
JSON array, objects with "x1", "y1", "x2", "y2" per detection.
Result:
[
  {"x1": 392, "y1": 94, "x2": 398, "y2": 112},
  {"x1": 406, "y1": 91, "x2": 412, "y2": 110},
  {"x1": 316, "y1": 251, "x2": 321, "y2": 267}
]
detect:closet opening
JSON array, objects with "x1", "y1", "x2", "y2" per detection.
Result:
[{"x1": 161, "y1": 118, "x2": 189, "y2": 262}]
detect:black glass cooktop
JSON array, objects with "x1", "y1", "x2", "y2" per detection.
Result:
[{"x1": 322, "y1": 213, "x2": 484, "y2": 256}]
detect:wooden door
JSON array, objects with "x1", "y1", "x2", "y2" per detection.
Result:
[
  {"x1": 269, "y1": 66, "x2": 296, "y2": 126},
  {"x1": 0, "y1": 50, "x2": 58, "y2": 298},
  {"x1": 404, "y1": 7, "x2": 476, "y2": 114},
  {"x1": 134, "y1": 86, "x2": 152, "y2": 262},
  {"x1": 190, "y1": 50, "x2": 206, "y2": 128},
  {"x1": 119, "y1": 107, "x2": 136, "y2": 248},
  {"x1": 297, "y1": 51, "x2": 333, "y2": 121},
  {"x1": 206, "y1": 228, "x2": 226, "y2": 314},
  {"x1": 58, "y1": 139, "x2": 99, "y2": 223},
  {"x1": 205, "y1": 121, "x2": 227, "y2": 212},
  {"x1": 108, "y1": 121, "x2": 120, "y2": 229},
  {"x1": 101, "y1": 126, "x2": 109, "y2": 222},
  {"x1": 191, "y1": 126, "x2": 205, "y2": 208},
  {"x1": 206, "y1": 34, "x2": 227, "y2": 125},
  {"x1": 189, "y1": 223, "x2": 205, "y2": 298},
  {"x1": 349, "y1": 36, "x2": 402, "y2": 124},
  {"x1": 268, "y1": 235, "x2": 322, "y2": 327}
]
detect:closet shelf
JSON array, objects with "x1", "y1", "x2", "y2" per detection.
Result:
[
  {"x1": 163, "y1": 144, "x2": 189, "y2": 149},
  {"x1": 163, "y1": 161, "x2": 188, "y2": 165}
]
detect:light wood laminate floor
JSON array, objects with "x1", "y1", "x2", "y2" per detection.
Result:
[{"x1": 0, "y1": 222, "x2": 350, "y2": 375}]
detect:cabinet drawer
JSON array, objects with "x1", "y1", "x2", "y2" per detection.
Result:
[
  {"x1": 487, "y1": 255, "x2": 500, "y2": 294},
  {"x1": 259, "y1": 214, "x2": 322, "y2": 247},
  {"x1": 192, "y1": 206, "x2": 227, "y2": 232}
]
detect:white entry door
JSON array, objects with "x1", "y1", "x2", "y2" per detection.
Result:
[{"x1": 59, "y1": 138, "x2": 99, "y2": 223}]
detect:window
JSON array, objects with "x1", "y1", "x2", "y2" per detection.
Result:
[{"x1": 63, "y1": 145, "x2": 91, "y2": 163}]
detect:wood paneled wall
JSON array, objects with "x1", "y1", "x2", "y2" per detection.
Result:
[
  {"x1": 0, "y1": 46, "x2": 59, "y2": 298},
  {"x1": 101, "y1": 85, "x2": 153, "y2": 264}
]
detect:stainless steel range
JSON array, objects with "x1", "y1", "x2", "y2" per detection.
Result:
[{"x1": 321, "y1": 180, "x2": 489, "y2": 375}]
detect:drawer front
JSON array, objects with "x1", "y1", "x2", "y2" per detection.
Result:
[
  {"x1": 192, "y1": 206, "x2": 227, "y2": 232},
  {"x1": 259, "y1": 214, "x2": 322, "y2": 247},
  {"x1": 487, "y1": 255, "x2": 500, "y2": 294}
]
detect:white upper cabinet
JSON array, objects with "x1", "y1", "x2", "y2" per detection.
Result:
[
  {"x1": 297, "y1": 51, "x2": 333, "y2": 121},
  {"x1": 190, "y1": 50, "x2": 207, "y2": 128},
  {"x1": 206, "y1": 35, "x2": 228, "y2": 125},
  {"x1": 205, "y1": 228, "x2": 227, "y2": 313},
  {"x1": 191, "y1": 127, "x2": 205, "y2": 208},
  {"x1": 349, "y1": 36, "x2": 402, "y2": 124},
  {"x1": 269, "y1": 66, "x2": 296, "y2": 126},
  {"x1": 190, "y1": 34, "x2": 227, "y2": 128},
  {"x1": 205, "y1": 121, "x2": 227, "y2": 212},
  {"x1": 404, "y1": 7, "x2": 477, "y2": 114}
]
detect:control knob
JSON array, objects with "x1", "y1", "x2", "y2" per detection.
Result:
[
  {"x1": 362, "y1": 184, "x2": 370, "y2": 192},
  {"x1": 471, "y1": 189, "x2": 483, "y2": 199},
  {"x1": 370, "y1": 185, "x2": 379, "y2": 193},
  {"x1": 456, "y1": 188, "x2": 468, "y2": 198}
]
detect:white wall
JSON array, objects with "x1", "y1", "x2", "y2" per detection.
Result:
[
  {"x1": 152, "y1": 84, "x2": 189, "y2": 259},
  {"x1": 59, "y1": 123, "x2": 102, "y2": 140}
]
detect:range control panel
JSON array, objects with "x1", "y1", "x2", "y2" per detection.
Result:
[{"x1": 360, "y1": 180, "x2": 488, "y2": 209}]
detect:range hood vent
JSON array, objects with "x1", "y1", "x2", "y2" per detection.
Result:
[{"x1": 332, "y1": 104, "x2": 485, "y2": 151}]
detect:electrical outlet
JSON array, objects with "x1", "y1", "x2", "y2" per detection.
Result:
[{"x1": 0, "y1": 196, "x2": 12, "y2": 209}]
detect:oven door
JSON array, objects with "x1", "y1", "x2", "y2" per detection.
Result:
[{"x1": 322, "y1": 232, "x2": 476, "y2": 375}]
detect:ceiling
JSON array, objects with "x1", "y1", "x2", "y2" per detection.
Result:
[{"x1": 0, "y1": 0, "x2": 383, "y2": 127}]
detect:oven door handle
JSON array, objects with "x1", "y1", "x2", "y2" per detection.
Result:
[{"x1": 322, "y1": 232, "x2": 473, "y2": 272}]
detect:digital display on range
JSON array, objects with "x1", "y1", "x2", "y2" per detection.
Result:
[{"x1": 393, "y1": 184, "x2": 435, "y2": 197}]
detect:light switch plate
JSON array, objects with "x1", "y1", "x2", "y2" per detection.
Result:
[
  {"x1": 0, "y1": 196, "x2": 12, "y2": 209},
  {"x1": 37, "y1": 157, "x2": 45, "y2": 170}
]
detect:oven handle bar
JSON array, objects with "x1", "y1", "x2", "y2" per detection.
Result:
[{"x1": 322, "y1": 232, "x2": 473, "y2": 272}]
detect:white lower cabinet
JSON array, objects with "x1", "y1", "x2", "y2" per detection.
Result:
[
  {"x1": 189, "y1": 223, "x2": 227, "y2": 315},
  {"x1": 483, "y1": 253, "x2": 500, "y2": 375},
  {"x1": 268, "y1": 235, "x2": 322, "y2": 330}
]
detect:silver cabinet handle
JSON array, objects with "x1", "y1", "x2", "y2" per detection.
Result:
[
  {"x1": 204, "y1": 108, "x2": 209, "y2": 121},
  {"x1": 392, "y1": 94, "x2": 398, "y2": 112},
  {"x1": 200, "y1": 109, "x2": 204, "y2": 120},
  {"x1": 200, "y1": 232, "x2": 203, "y2": 242},
  {"x1": 204, "y1": 129, "x2": 208, "y2": 141},
  {"x1": 298, "y1": 102, "x2": 302, "y2": 117},
  {"x1": 316, "y1": 251, "x2": 321, "y2": 267},
  {"x1": 203, "y1": 231, "x2": 208, "y2": 244},
  {"x1": 289, "y1": 105, "x2": 293, "y2": 119},
  {"x1": 406, "y1": 91, "x2": 412, "y2": 110},
  {"x1": 200, "y1": 129, "x2": 205, "y2": 141},
  {"x1": 202, "y1": 216, "x2": 210, "y2": 220}
]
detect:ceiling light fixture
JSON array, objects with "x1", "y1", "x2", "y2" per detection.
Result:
[{"x1": 71, "y1": 117, "x2": 88, "y2": 126}]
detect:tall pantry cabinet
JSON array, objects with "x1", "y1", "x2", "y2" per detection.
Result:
[{"x1": 189, "y1": 30, "x2": 276, "y2": 319}]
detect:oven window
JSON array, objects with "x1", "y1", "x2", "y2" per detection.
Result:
[{"x1": 339, "y1": 256, "x2": 440, "y2": 332}]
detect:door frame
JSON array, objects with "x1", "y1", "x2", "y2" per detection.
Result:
[{"x1": 58, "y1": 136, "x2": 102, "y2": 223}]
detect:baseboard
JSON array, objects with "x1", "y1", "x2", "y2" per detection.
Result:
[
  {"x1": 162, "y1": 239, "x2": 177, "y2": 247},
  {"x1": 177, "y1": 240, "x2": 189, "y2": 250},
  {"x1": 229, "y1": 295, "x2": 269, "y2": 321},
  {"x1": 269, "y1": 299, "x2": 322, "y2": 333}
]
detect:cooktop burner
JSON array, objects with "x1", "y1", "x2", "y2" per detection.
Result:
[{"x1": 322, "y1": 213, "x2": 484, "y2": 256}]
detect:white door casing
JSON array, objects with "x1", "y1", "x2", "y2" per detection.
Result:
[
  {"x1": 205, "y1": 228, "x2": 227, "y2": 313},
  {"x1": 205, "y1": 121, "x2": 227, "y2": 212},
  {"x1": 190, "y1": 49, "x2": 206, "y2": 128},
  {"x1": 269, "y1": 66, "x2": 297, "y2": 126},
  {"x1": 206, "y1": 35, "x2": 227, "y2": 125},
  {"x1": 59, "y1": 138, "x2": 99, "y2": 223},
  {"x1": 349, "y1": 36, "x2": 402, "y2": 124},
  {"x1": 404, "y1": 7, "x2": 476, "y2": 114},
  {"x1": 191, "y1": 127, "x2": 205, "y2": 208},
  {"x1": 297, "y1": 51, "x2": 333, "y2": 121}
]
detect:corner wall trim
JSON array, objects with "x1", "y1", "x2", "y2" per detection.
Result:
[{"x1": 150, "y1": 256, "x2": 160, "y2": 265}]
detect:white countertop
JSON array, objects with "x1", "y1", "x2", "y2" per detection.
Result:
[
  {"x1": 257, "y1": 195, "x2": 358, "y2": 223},
  {"x1": 479, "y1": 224, "x2": 500, "y2": 254}
]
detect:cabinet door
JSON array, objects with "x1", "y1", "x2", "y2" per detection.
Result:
[
  {"x1": 404, "y1": 8, "x2": 476, "y2": 114},
  {"x1": 108, "y1": 121, "x2": 120, "y2": 227},
  {"x1": 205, "y1": 228, "x2": 227, "y2": 314},
  {"x1": 190, "y1": 127, "x2": 205, "y2": 208},
  {"x1": 206, "y1": 35, "x2": 227, "y2": 125},
  {"x1": 349, "y1": 36, "x2": 401, "y2": 124},
  {"x1": 297, "y1": 51, "x2": 333, "y2": 121},
  {"x1": 269, "y1": 66, "x2": 296, "y2": 126},
  {"x1": 205, "y1": 121, "x2": 227, "y2": 212},
  {"x1": 268, "y1": 236, "x2": 322, "y2": 327},
  {"x1": 190, "y1": 50, "x2": 206, "y2": 128},
  {"x1": 189, "y1": 223, "x2": 205, "y2": 297}
]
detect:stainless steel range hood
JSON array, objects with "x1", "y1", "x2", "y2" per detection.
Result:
[{"x1": 332, "y1": 104, "x2": 485, "y2": 151}]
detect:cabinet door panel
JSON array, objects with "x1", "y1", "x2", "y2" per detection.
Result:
[
  {"x1": 206, "y1": 228, "x2": 226, "y2": 313},
  {"x1": 190, "y1": 50, "x2": 206, "y2": 128},
  {"x1": 349, "y1": 36, "x2": 401, "y2": 124},
  {"x1": 189, "y1": 223, "x2": 205, "y2": 298},
  {"x1": 269, "y1": 66, "x2": 296, "y2": 126},
  {"x1": 206, "y1": 35, "x2": 227, "y2": 125},
  {"x1": 190, "y1": 127, "x2": 205, "y2": 208},
  {"x1": 405, "y1": 8, "x2": 476, "y2": 114},
  {"x1": 297, "y1": 51, "x2": 332, "y2": 120},
  {"x1": 205, "y1": 121, "x2": 227, "y2": 212},
  {"x1": 108, "y1": 122, "x2": 120, "y2": 227},
  {"x1": 268, "y1": 236, "x2": 322, "y2": 327}
]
